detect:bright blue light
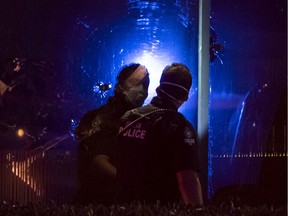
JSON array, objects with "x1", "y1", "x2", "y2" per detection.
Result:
[{"x1": 128, "y1": 51, "x2": 173, "y2": 103}]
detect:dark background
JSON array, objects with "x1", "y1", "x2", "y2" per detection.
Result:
[{"x1": 0, "y1": 0, "x2": 286, "y2": 205}]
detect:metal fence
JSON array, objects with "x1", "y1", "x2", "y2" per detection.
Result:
[{"x1": 0, "y1": 148, "x2": 77, "y2": 204}]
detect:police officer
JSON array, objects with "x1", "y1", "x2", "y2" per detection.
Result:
[
  {"x1": 117, "y1": 63, "x2": 203, "y2": 205},
  {"x1": 74, "y1": 63, "x2": 150, "y2": 204}
]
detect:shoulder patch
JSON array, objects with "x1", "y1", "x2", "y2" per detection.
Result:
[
  {"x1": 89, "y1": 119, "x2": 102, "y2": 135},
  {"x1": 184, "y1": 126, "x2": 196, "y2": 146}
]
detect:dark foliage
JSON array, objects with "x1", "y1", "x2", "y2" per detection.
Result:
[{"x1": 0, "y1": 201, "x2": 287, "y2": 216}]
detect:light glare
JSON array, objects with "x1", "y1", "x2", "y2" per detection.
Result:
[{"x1": 17, "y1": 129, "x2": 25, "y2": 137}]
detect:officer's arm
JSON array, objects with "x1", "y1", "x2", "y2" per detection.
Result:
[
  {"x1": 176, "y1": 169, "x2": 203, "y2": 205},
  {"x1": 93, "y1": 154, "x2": 117, "y2": 177}
]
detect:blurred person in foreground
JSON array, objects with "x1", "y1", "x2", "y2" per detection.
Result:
[
  {"x1": 74, "y1": 63, "x2": 150, "y2": 204},
  {"x1": 116, "y1": 63, "x2": 203, "y2": 205}
]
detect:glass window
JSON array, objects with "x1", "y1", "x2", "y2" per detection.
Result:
[{"x1": 209, "y1": 0, "x2": 287, "y2": 205}]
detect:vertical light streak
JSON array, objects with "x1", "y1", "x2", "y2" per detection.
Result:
[
  {"x1": 10, "y1": 151, "x2": 44, "y2": 198},
  {"x1": 198, "y1": 0, "x2": 211, "y2": 202}
]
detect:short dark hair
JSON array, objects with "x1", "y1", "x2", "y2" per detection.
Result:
[
  {"x1": 117, "y1": 63, "x2": 141, "y2": 85},
  {"x1": 115, "y1": 63, "x2": 149, "y2": 94},
  {"x1": 160, "y1": 63, "x2": 192, "y2": 91},
  {"x1": 157, "y1": 63, "x2": 192, "y2": 101}
]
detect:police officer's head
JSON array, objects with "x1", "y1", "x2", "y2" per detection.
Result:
[
  {"x1": 115, "y1": 63, "x2": 150, "y2": 108},
  {"x1": 156, "y1": 63, "x2": 192, "y2": 108}
]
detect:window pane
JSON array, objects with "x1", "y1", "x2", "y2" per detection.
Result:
[{"x1": 209, "y1": 0, "x2": 287, "y2": 205}]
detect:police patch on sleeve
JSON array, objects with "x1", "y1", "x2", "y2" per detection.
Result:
[
  {"x1": 184, "y1": 126, "x2": 196, "y2": 146},
  {"x1": 89, "y1": 119, "x2": 101, "y2": 135}
]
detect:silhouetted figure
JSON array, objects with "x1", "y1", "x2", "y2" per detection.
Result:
[
  {"x1": 74, "y1": 63, "x2": 150, "y2": 204},
  {"x1": 117, "y1": 63, "x2": 203, "y2": 205}
]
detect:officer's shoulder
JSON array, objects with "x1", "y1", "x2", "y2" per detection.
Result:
[
  {"x1": 80, "y1": 107, "x2": 101, "y2": 120},
  {"x1": 79, "y1": 105, "x2": 110, "y2": 127},
  {"x1": 122, "y1": 104, "x2": 153, "y2": 118},
  {"x1": 164, "y1": 111, "x2": 194, "y2": 126},
  {"x1": 161, "y1": 110, "x2": 186, "y2": 120}
]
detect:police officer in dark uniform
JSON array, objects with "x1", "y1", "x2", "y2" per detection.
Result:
[
  {"x1": 117, "y1": 63, "x2": 203, "y2": 205},
  {"x1": 74, "y1": 63, "x2": 150, "y2": 204}
]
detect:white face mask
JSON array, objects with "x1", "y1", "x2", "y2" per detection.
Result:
[
  {"x1": 157, "y1": 86, "x2": 184, "y2": 108},
  {"x1": 120, "y1": 65, "x2": 149, "y2": 107},
  {"x1": 122, "y1": 84, "x2": 148, "y2": 107}
]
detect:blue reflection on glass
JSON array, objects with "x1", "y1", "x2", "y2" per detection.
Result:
[{"x1": 77, "y1": 0, "x2": 198, "y2": 124}]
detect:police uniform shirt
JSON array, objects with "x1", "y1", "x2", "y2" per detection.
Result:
[
  {"x1": 75, "y1": 95, "x2": 132, "y2": 158},
  {"x1": 117, "y1": 97, "x2": 200, "y2": 203},
  {"x1": 74, "y1": 95, "x2": 133, "y2": 204},
  {"x1": 75, "y1": 107, "x2": 118, "y2": 158}
]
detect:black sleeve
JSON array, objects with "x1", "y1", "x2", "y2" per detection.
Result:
[
  {"x1": 170, "y1": 121, "x2": 200, "y2": 173},
  {"x1": 74, "y1": 109, "x2": 97, "y2": 139},
  {"x1": 84, "y1": 120, "x2": 118, "y2": 157}
]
